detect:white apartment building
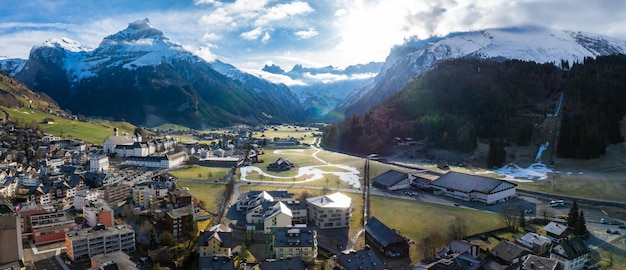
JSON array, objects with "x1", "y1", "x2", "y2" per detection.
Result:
[
  {"x1": 306, "y1": 192, "x2": 352, "y2": 229},
  {"x1": 89, "y1": 154, "x2": 109, "y2": 172},
  {"x1": 74, "y1": 190, "x2": 103, "y2": 210}
]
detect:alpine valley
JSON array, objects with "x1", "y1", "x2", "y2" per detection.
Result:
[{"x1": 3, "y1": 21, "x2": 626, "y2": 132}]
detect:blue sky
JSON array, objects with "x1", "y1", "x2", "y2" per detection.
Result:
[{"x1": 1, "y1": 0, "x2": 626, "y2": 72}]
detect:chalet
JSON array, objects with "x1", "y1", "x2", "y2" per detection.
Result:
[
  {"x1": 267, "y1": 157, "x2": 294, "y2": 171},
  {"x1": 372, "y1": 170, "x2": 413, "y2": 191},
  {"x1": 198, "y1": 224, "x2": 233, "y2": 257},
  {"x1": 544, "y1": 221, "x2": 570, "y2": 242},
  {"x1": 335, "y1": 247, "x2": 387, "y2": 270},
  {"x1": 198, "y1": 256, "x2": 235, "y2": 270},
  {"x1": 430, "y1": 171, "x2": 516, "y2": 204},
  {"x1": 258, "y1": 256, "x2": 305, "y2": 270},
  {"x1": 550, "y1": 238, "x2": 589, "y2": 270},
  {"x1": 42, "y1": 118, "x2": 55, "y2": 124},
  {"x1": 516, "y1": 232, "x2": 552, "y2": 255},
  {"x1": 522, "y1": 255, "x2": 559, "y2": 270},
  {"x1": 418, "y1": 240, "x2": 482, "y2": 270},
  {"x1": 491, "y1": 239, "x2": 532, "y2": 266},
  {"x1": 364, "y1": 216, "x2": 410, "y2": 257}
]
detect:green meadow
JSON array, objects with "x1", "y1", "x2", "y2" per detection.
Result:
[{"x1": 2, "y1": 106, "x2": 136, "y2": 144}]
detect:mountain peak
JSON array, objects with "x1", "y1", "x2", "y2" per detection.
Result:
[
  {"x1": 102, "y1": 18, "x2": 166, "y2": 43},
  {"x1": 128, "y1": 18, "x2": 152, "y2": 30},
  {"x1": 41, "y1": 37, "x2": 92, "y2": 52}
]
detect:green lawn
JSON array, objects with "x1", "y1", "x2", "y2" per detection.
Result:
[
  {"x1": 516, "y1": 172, "x2": 626, "y2": 202},
  {"x1": 176, "y1": 180, "x2": 226, "y2": 214},
  {"x1": 169, "y1": 165, "x2": 230, "y2": 181},
  {"x1": 251, "y1": 125, "x2": 320, "y2": 141},
  {"x1": 3, "y1": 106, "x2": 136, "y2": 144},
  {"x1": 370, "y1": 195, "x2": 505, "y2": 244}
]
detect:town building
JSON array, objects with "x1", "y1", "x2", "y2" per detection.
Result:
[
  {"x1": 333, "y1": 247, "x2": 387, "y2": 270},
  {"x1": 74, "y1": 189, "x2": 103, "y2": 210},
  {"x1": 0, "y1": 198, "x2": 23, "y2": 265},
  {"x1": 270, "y1": 226, "x2": 318, "y2": 262},
  {"x1": 550, "y1": 238, "x2": 588, "y2": 270},
  {"x1": 521, "y1": 255, "x2": 559, "y2": 270},
  {"x1": 89, "y1": 154, "x2": 109, "y2": 172},
  {"x1": 65, "y1": 225, "x2": 135, "y2": 261},
  {"x1": 29, "y1": 209, "x2": 80, "y2": 244},
  {"x1": 165, "y1": 204, "x2": 197, "y2": 238},
  {"x1": 544, "y1": 222, "x2": 570, "y2": 243},
  {"x1": 262, "y1": 201, "x2": 293, "y2": 233},
  {"x1": 101, "y1": 183, "x2": 132, "y2": 204},
  {"x1": 90, "y1": 251, "x2": 139, "y2": 270},
  {"x1": 236, "y1": 190, "x2": 292, "y2": 211},
  {"x1": 169, "y1": 187, "x2": 198, "y2": 208},
  {"x1": 198, "y1": 224, "x2": 233, "y2": 257},
  {"x1": 133, "y1": 181, "x2": 169, "y2": 209},
  {"x1": 364, "y1": 216, "x2": 410, "y2": 258},
  {"x1": 124, "y1": 151, "x2": 187, "y2": 169},
  {"x1": 198, "y1": 256, "x2": 235, "y2": 270},
  {"x1": 83, "y1": 199, "x2": 114, "y2": 228},
  {"x1": 430, "y1": 171, "x2": 517, "y2": 204},
  {"x1": 491, "y1": 239, "x2": 532, "y2": 266},
  {"x1": 103, "y1": 128, "x2": 136, "y2": 154},
  {"x1": 307, "y1": 192, "x2": 352, "y2": 229},
  {"x1": 372, "y1": 169, "x2": 413, "y2": 191},
  {"x1": 516, "y1": 232, "x2": 553, "y2": 255}
]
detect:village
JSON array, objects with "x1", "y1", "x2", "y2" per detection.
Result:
[{"x1": 0, "y1": 117, "x2": 623, "y2": 270}]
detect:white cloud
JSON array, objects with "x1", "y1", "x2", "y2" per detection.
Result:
[
  {"x1": 334, "y1": 8, "x2": 347, "y2": 17},
  {"x1": 302, "y1": 72, "x2": 376, "y2": 84},
  {"x1": 261, "y1": 31, "x2": 271, "y2": 43},
  {"x1": 295, "y1": 28, "x2": 318, "y2": 39},
  {"x1": 255, "y1": 1, "x2": 314, "y2": 26},
  {"x1": 241, "y1": 27, "x2": 264, "y2": 40},
  {"x1": 202, "y1": 32, "x2": 221, "y2": 42},
  {"x1": 187, "y1": 45, "x2": 217, "y2": 62},
  {"x1": 244, "y1": 68, "x2": 307, "y2": 86},
  {"x1": 194, "y1": 0, "x2": 222, "y2": 6}
]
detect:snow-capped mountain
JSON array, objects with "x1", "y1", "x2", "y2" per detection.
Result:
[
  {"x1": 339, "y1": 26, "x2": 626, "y2": 117},
  {"x1": 260, "y1": 62, "x2": 382, "y2": 118},
  {"x1": 2, "y1": 19, "x2": 305, "y2": 128}
]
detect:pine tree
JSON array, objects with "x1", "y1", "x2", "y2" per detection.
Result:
[
  {"x1": 567, "y1": 201, "x2": 579, "y2": 228},
  {"x1": 574, "y1": 210, "x2": 587, "y2": 236}
]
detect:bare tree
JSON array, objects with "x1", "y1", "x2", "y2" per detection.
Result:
[
  {"x1": 502, "y1": 205, "x2": 521, "y2": 231},
  {"x1": 419, "y1": 231, "x2": 444, "y2": 261},
  {"x1": 538, "y1": 206, "x2": 554, "y2": 223},
  {"x1": 448, "y1": 217, "x2": 469, "y2": 240}
]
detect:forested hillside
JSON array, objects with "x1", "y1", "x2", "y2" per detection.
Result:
[{"x1": 322, "y1": 55, "x2": 626, "y2": 159}]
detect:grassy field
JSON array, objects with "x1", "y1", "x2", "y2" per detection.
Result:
[
  {"x1": 2, "y1": 106, "x2": 136, "y2": 144},
  {"x1": 595, "y1": 236, "x2": 626, "y2": 270},
  {"x1": 251, "y1": 125, "x2": 320, "y2": 140},
  {"x1": 176, "y1": 180, "x2": 225, "y2": 214},
  {"x1": 515, "y1": 172, "x2": 626, "y2": 202},
  {"x1": 169, "y1": 165, "x2": 230, "y2": 181},
  {"x1": 153, "y1": 123, "x2": 191, "y2": 131},
  {"x1": 369, "y1": 195, "x2": 506, "y2": 261}
]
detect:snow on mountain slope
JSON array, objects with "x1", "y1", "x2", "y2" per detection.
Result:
[
  {"x1": 340, "y1": 26, "x2": 626, "y2": 117},
  {"x1": 2, "y1": 18, "x2": 306, "y2": 128}
]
